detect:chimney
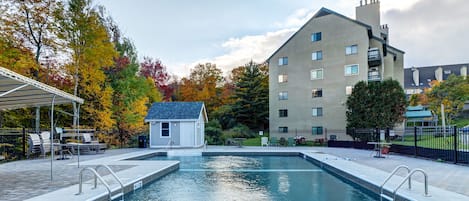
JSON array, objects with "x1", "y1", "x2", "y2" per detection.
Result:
[{"x1": 356, "y1": 0, "x2": 383, "y2": 38}]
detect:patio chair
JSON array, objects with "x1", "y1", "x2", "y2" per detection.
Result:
[
  {"x1": 270, "y1": 137, "x2": 278, "y2": 146},
  {"x1": 261, "y1": 137, "x2": 269, "y2": 146},
  {"x1": 79, "y1": 133, "x2": 107, "y2": 154},
  {"x1": 287, "y1": 137, "x2": 296, "y2": 146},
  {"x1": 39, "y1": 131, "x2": 58, "y2": 157},
  {"x1": 82, "y1": 133, "x2": 99, "y2": 144},
  {"x1": 27, "y1": 133, "x2": 42, "y2": 158}
]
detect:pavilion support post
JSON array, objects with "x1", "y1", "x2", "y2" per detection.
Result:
[
  {"x1": 35, "y1": 107, "x2": 40, "y2": 133},
  {"x1": 50, "y1": 95, "x2": 56, "y2": 181},
  {"x1": 77, "y1": 104, "x2": 81, "y2": 168}
]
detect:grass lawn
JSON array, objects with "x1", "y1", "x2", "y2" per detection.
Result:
[
  {"x1": 454, "y1": 118, "x2": 469, "y2": 128},
  {"x1": 242, "y1": 137, "x2": 261, "y2": 146},
  {"x1": 391, "y1": 134, "x2": 469, "y2": 150}
]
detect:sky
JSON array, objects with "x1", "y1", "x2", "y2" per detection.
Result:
[{"x1": 96, "y1": 0, "x2": 469, "y2": 78}]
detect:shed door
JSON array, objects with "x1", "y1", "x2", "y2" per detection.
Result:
[{"x1": 180, "y1": 122, "x2": 193, "y2": 146}]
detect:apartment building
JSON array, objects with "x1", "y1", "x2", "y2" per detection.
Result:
[
  {"x1": 404, "y1": 64, "x2": 468, "y2": 95},
  {"x1": 268, "y1": 0, "x2": 405, "y2": 141}
]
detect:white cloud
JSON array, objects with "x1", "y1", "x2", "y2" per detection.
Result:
[
  {"x1": 172, "y1": 28, "x2": 297, "y2": 77},
  {"x1": 275, "y1": 8, "x2": 315, "y2": 28},
  {"x1": 385, "y1": 0, "x2": 469, "y2": 67},
  {"x1": 169, "y1": 0, "x2": 466, "y2": 78}
]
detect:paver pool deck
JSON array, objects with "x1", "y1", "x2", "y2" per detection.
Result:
[{"x1": 1, "y1": 146, "x2": 468, "y2": 200}]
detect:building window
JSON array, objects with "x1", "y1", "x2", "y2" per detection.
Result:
[
  {"x1": 310, "y1": 69, "x2": 323, "y2": 80},
  {"x1": 346, "y1": 86, "x2": 353, "y2": 95},
  {"x1": 312, "y1": 51, "x2": 323, "y2": 60},
  {"x1": 345, "y1": 64, "x2": 359, "y2": 76},
  {"x1": 161, "y1": 122, "x2": 170, "y2": 137},
  {"x1": 312, "y1": 126, "x2": 323, "y2": 135},
  {"x1": 346, "y1": 45, "x2": 358, "y2": 55},
  {"x1": 311, "y1": 32, "x2": 322, "y2": 42},
  {"x1": 278, "y1": 74, "x2": 288, "y2": 83},
  {"x1": 279, "y1": 127, "x2": 288, "y2": 133},
  {"x1": 312, "y1": 107, "x2": 323, "y2": 117},
  {"x1": 279, "y1": 109, "x2": 288, "y2": 117},
  {"x1": 279, "y1": 91, "x2": 288, "y2": 100},
  {"x1": 312, "y1": 88, "x2": 322, "y2": 98},
  {"x1": 278, "y1": 57, "x2": 288, "y2": 65}
]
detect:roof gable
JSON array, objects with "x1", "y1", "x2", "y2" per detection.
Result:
[
  {"x1": 266, "y1": 7, "x2": 372, "y2": 62},
  {"x1": 145, "y1": 102, "x2": 205, "y2": 120}
]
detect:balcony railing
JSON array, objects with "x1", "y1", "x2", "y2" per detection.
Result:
[
  {"x1": 368, "y1": 71, "x2": 381, "y2": 81},
  {"x1": 368, "y1": 48, "x2": 381, "y2": 67}
]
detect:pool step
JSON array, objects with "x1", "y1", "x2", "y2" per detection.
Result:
[
  {"x1": 111, "y1": 192, "x2": 124, "y2": 201},
  {"x1": 380, "y1": 193, "x2": 393, "y2": 201},
  {"x1": 167, "y1": 151, "x2": 202, "y2": 156}
]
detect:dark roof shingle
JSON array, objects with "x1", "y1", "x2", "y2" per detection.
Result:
[
  {"x1": 145, "y1": 102, "x2": 204, "y2": 120},
  {"x1": 404, "y1": 63, "x2": 468, "y2": 88}
]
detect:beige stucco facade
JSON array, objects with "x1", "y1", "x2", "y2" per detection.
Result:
[{"x1": 268, "y1": 1, "x2": 404, "y2": 141}]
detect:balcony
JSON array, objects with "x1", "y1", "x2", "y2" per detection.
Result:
[
  {"x1": 368, "y1": 48, "x2": 381, "y2": 67},
  {"x1": 368, "y1": 69, "x2": 381, "y2": 81}
]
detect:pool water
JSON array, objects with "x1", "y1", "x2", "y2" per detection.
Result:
[{"x1": 125, "y1": 155, "x2": 377, "y2": 201}]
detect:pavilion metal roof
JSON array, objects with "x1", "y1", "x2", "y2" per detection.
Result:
[{"x1": 0, "y1": 66, "x2": 84, "y2": 110}]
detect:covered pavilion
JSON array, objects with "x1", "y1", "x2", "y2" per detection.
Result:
[{"x1": 0, "y1": 66, "x2": 84, "y2": 180}]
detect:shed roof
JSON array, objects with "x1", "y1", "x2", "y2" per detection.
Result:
[
  {"x1": 405, "y1": 110, "x2": 432, "y2": 118},
  {"x1": 145, "y1": 102, "x2": 205, "y2": 121},
  {"x1": 0, "y1": 67, "x2": 84, "y2": 110},
  {"x1": 407, "y1": 105, "x2": 424, "y2": 111}
]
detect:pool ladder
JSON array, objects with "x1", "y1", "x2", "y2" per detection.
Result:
[
  {"x1": 379, "y1": 165, "x2": 430, "y2": 201},
  {"x1": 76, "y1": 164, "x2": 125, "y2": 201}
]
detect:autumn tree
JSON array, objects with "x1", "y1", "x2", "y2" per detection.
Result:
[
  {"x1": 139, "y1": 57, "x2": 172, "y2": 101},
  {"x1": 57, "y1": 0, "x2": 116, "y2": 130},
  {"x1": 427, "y1": 75, "x2": 469, "y2": 125},
  {"x1": 105, "y1": 35, "x2": 161, "y2": 146},
  {"x1": 0, "y1": 0, "x2": 62, "y2": 78},
  {"x1": 180, "y1": 63, "x2": 224, "y2": 114},
  {"x1": 0, "y1": 34, "x2": 36, "y2": 75}
]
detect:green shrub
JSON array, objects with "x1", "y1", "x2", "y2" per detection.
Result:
[
  {"x1": 229, "y1": 124, "x2": 254, "y2": 138},
  {"x1": 205, "y1": 120, "x2": 223, "y2": 145}
]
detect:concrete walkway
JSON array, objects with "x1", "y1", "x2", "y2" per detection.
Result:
[
  {"x1": 0, "y1": 149, "x2": 142, "y2": 201},
  {"x1": 1, "y1": 146, "x2": 469, "y2": 200}
]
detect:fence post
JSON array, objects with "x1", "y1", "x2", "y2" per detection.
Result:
[
  {"x1": 22, "y1": 127, "x2": 26, "y2": 158},
  {"x1": 414, "y1": 126, "x2": 418, "y2": 157},
  {"x1": 454, "y1": 126, "x2": 458, "y2": 164}
]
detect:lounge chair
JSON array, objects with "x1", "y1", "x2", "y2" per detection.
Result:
[
  {"x1": 78, "y1": 133, "x2": 107, "y2": 154},
  {"x1": 83, "y1": 133, "x2": 99, "y2": 144},
  {"x1": 39, "y1": 131, "x2": 58, "y2": 157},
  {"x1": 270, "y1": 137, "x2": 278, "y2": 146},
  {"x1": 27, "y1": 133, "x2": 42, "y2": 158}
]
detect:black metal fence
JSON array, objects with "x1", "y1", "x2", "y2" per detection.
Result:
[
  {"x1": 390, "y1": 126, "x2": 469, "y2": 164},
  {"x1": 0, "y1": 128, "x2": 28, "y2": 161},
  {"x1": 328, "y1": 126, "x2": 469, "y2": 164}
]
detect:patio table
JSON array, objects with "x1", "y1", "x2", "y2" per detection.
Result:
[{"x1": 367, "y1": 142, "x2": 392, "y2": 158}]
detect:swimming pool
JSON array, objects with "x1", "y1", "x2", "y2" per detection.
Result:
[{"x1": 125, "y1": 155, "x2": 378, "y2": 201}]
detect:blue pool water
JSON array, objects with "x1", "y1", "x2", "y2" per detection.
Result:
[{"x1": 125, "y1": 155, "x2": 377, "y2": 201}]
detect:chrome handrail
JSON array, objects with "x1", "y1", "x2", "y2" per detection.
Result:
[
  {"x1": 76, "y1": 167, "x2": 112, "y2": 200},
  {"x1": 380, "y1": 165, "x2": 411, "y2": 201},
  {"x1": 94, "y1": 165, "x2": 125, "y2": 201},
  {"x1": 393, "y1": 168, "x2": 430, "y2": 200}
]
